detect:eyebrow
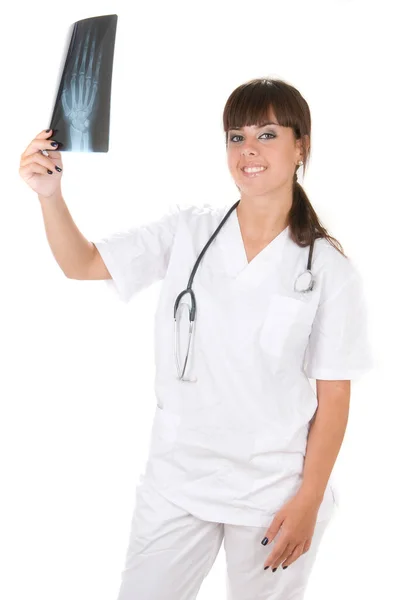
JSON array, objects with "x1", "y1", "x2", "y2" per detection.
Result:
[{"x1": 229, "y1": 121, "x2": 279, "y2": 131}]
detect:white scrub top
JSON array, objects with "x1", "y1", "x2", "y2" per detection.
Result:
[{"x1": 93, "y1": 203, "x2": 374, "y2": 527}]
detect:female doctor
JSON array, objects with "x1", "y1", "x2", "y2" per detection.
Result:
[{"x1": 20, "y1": 77, "x2": 373, "y2": 600}]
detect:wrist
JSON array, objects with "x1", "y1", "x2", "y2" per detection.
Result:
[
  {"x1": 38, "y1": 190, "x2": 63, "y2": 203},
  {"x1": 296, "y1": 483, "x2": 325, "y2": 505}
]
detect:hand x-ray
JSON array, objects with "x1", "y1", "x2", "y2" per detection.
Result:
[{"x1": 48, "y1": 14, "x2": 118, "y2": 152}]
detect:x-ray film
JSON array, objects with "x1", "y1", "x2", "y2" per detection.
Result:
[{"x1": 48, "y1": 14, "x2": 118, "y2": 152}]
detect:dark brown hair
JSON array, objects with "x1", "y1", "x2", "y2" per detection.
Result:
[{"x1": 222, "y1": 77, "x2": 346, "y2": 258}]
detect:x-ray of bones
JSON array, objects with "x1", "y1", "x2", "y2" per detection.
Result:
[{"x1": 49, "y1": 14, "x2": 118, "y2": 153}]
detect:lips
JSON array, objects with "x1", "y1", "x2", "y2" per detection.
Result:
[
  {"x1": 240, "y1": 166, "x2": 268, "y2": 178},
  {"x1": 241, "y1": 164, "x2": 266, "y2": 169}
]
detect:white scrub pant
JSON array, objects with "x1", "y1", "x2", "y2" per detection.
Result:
[{"x1": 115, "y1": 479, "x2": 331, "y2": 600}]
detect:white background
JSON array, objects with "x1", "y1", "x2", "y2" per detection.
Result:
[{"x1": 1, "y1": 1, "x2": 394, "y2": 599}]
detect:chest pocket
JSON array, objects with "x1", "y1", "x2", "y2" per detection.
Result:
[{"x1": 259, "y1": 293, "x2": 313, "y2": 359}]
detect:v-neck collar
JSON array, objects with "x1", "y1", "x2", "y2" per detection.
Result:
[{"x1": 218, "y1": 204, "x2": 290, "y2": 286}]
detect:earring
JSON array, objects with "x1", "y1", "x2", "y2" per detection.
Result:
[{"x1": 298, "y1": 160, "x2": 303, "y2": 166}]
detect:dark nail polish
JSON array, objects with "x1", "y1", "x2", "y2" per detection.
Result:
[
  {"x1": 50, "y1": 142, "x2": 58, "y2": 147},
  {"x1": 264, "y1": 566, "x2": 269, "y2": 570},
  {"x1": 283, "y1": 566, "x2": 288, "y2": 569},
  {"x1": 47, "y1": 169, "x2": 53, "y2": 174},
  {"x1": 261, "y1": 537, "x2": 268, "y2": 545},
  {"x1": 55, "y1": 166, "x2": 62, "y2": 172},
  {"x1": 272, "y1": 568, "x2": 277, "y2": 572}
]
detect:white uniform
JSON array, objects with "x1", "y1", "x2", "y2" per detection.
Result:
[{"x1": 93, "y1": 202, "x2": 373, "y2": 529}]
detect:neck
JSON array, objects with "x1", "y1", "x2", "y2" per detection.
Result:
[{"x1": 236, "y1": 195, "x2": 292, "y2": 241}]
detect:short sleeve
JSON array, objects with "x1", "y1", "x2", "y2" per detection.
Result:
[
  {"x1": 92, "y1": 205, "x2": 181, "y2": 303},
  {"x1": 303, "y1": 271, "x2": 374, "y2": 381}
]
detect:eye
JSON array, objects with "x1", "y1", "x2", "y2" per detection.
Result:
[{"x1": 229, "y1": 132, "x2": 276, "y2": 142}]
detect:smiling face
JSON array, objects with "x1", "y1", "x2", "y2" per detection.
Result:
[{"x1": 226, "y1": 107, "x2": 304, "y2": 199}]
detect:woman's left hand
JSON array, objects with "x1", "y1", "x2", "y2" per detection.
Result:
[{"x1": 261, "y1": 490, "x2": 322, "y2": 571}]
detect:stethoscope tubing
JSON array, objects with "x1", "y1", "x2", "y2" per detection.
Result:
[{"x1": 174, "y1": 200, "x2": 315, "y2": 381}]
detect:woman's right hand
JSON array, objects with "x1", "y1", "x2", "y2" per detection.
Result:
[{"x1": 19, "y1": 129, "x2": 64, "y2": 198}]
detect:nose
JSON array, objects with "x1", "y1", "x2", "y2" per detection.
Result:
[
  {"x1": 240, "y1": 141, "x2": 260, "y2": 156},
  {"x1": 241, "y1": 144, "x2": 259, "y2": 154}
]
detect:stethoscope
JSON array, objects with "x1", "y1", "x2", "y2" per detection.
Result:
[{"x1": 173, "y1": 199, "x2": 315, "y2": 382}]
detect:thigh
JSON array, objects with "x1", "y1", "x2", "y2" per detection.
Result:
[
  {"x1": 224, "y1": 518, "x2": 331, "y2": 600},
  {"x1": 115, "y1": 480, "x2": 224, "y2": 600}
]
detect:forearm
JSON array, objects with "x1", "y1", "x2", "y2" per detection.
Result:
[
  {"x1": 298, "y1": 381, "x2": 350, "y2": 503},
  {"x1": 38, "y1": 191, "x2": 95, "y2": 278}
]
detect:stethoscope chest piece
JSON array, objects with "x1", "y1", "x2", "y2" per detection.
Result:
[
  {"x1": 174, "y1": 289, "x2": 198, "y2": 382},
  {"x1": 294, "y1": 269, "x2": 315, "y2": 293}
]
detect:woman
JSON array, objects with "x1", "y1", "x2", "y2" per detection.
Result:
[{"x1": 20, "y1": 77, "x2": 373, "y2": 599}]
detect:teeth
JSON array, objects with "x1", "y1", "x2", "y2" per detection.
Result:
[{"x1": 243, "y1": 166, "x2": 266, "y2": 173}]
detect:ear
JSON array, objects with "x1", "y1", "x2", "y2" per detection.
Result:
[{"x1": 297, "y1": 133, "x2": 310, "y2": 160}]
